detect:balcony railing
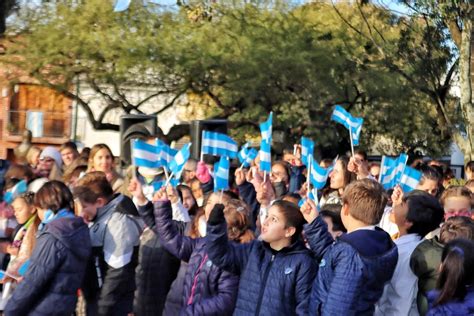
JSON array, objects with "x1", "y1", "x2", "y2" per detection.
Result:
[{"x1": 7, "y1": 110, "x2": 68, "y2": 138}]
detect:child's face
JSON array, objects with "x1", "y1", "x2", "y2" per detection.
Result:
[
  {"x1": 322, "y1": 216, "x2": 343, "y2": 239},
  {"x1": 77, "y1": 198, "x2": 106, "y2": 223},
  {"x1": 392, "y1": 201, "x2": 409, "y2": 229},
  {"x1": 11, "y1": 198, "x2": 35, "y2": 225},
  {"x1": 444, "y1": 196, "x2": 472, "y2": 220},
  {"x1": 181, "y1": 188, "x2": 196, "y2": 211},
  {"x1": 416, "y1": 179, "x2": 438, "y2": 196},
  {"x1": 260, "y1": 206, "x2": 291, "y2": 244}
]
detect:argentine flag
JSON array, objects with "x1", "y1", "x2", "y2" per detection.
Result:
[
  {"x1": 400, "y1": 167, "x2": 422, "y2": 193},
  {"x1": 168, "y1": 143, "x2": 191, "y2": 176},
  {"x1": 309, "y1": 158, "x2": 332, "y2": 190},
  {"x1": 214, "y1": 156, "x2": 230, "y2": 192},
  {"x1": 259, "y1": 140, "x2": 272, "y2": 172},
  {"x1": 201, "y1": 131, "x2": 238, "y2": 158},
  {"x1": 260, "y1": 112, "x2": 273, "y2": 144},
  {"x1": 379, "y1": 154, "x2": 408, "y2": 189},
  {"x1": 156, "y1": 140, "x2": 178, "y2": 166},
  {"x1": 132, "y1": 139, "x2": 161, "y2": 168},
  {"x1": 331, "y1": 105, "x2": 364, "y2": 146},
  {"x1": 298, "y1": 188, "x2": 319, "y2": 208},
  {"x1": 238, "y1": 143, "x2": 258, "y2": 168},
  {"x1": 301, "y1": 137, "x2": 314, "y2": 166}
]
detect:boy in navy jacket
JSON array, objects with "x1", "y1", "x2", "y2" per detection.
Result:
[{"x1": 301, "y1": 179, "x2": 398, "y2": 315}]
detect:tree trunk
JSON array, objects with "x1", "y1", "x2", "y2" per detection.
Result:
[{"x1": 455, "y1": 17, "x2": 473, "y2": 162}]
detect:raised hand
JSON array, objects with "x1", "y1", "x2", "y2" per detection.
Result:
[
  {"x1": 300, "y1": 198, "x2": 318, "y2": 224},
  {"x1": 128, "y1": 178, "x2": 147, "y2": 205},
  {"x1": 153, "y1": 187, "x2": 168, "y2": 202}
]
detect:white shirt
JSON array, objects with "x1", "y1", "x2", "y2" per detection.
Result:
[
  {"x1": 379, "y1": 206, "x2": 399, "y2": 237},
  {"x1": 375, "y1": 233, "x2": 422, "y2": 316}
]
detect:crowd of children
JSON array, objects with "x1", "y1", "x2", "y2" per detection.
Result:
[{"x1": 0, "y1": 142, "x2": 472, "y2": 316}]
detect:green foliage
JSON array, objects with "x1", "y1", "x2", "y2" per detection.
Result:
[{"x1": 0, "y1": 0, "x2": 458, "y2": 157}]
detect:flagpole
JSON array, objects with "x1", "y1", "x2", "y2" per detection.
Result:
[
  {"x1": 239, "y1": 162, "x2": 245, "y2": 170},
  {"x1": 163, "y1": 167, "x2": 170, "y2": 182},
  {"x1": 263, "y1": 171, "x2": 267, "y2": 183},
  {"x1": 200, "y1": 130, "x2": 205, "y2": 162},
  {"x1": 349, "y1": 130, "x2": 355, "y2": 157},
  {"x1": 219, "y1": 189, "x2": 223, "y2": 204},
  {"x1": 378, "y1": 156, "x2": 385, "y2": 183},
  {"x1": 398, "y1": 154, "x2": 409, "y2": 186},
  {"x1": 293, "y1": 144, "x2": 297, "y2": 156},
  {"x1": 165, "y1": 172, "x2": 174, "y2": 187},
  {"x1": 130, "y1": 140, "x2": 137, "y2": 180},
  {"x1": 306, "y1": 155, "x2": 312, "y2": 199}
]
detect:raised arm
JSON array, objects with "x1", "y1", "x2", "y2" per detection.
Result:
[{"x1": 205, "y1": 204, "x2": 252, "y2": 275}]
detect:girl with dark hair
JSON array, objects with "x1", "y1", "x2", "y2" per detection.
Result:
[
  {"x1": 205, "y1": 199, "x2": 317, "y2": 315},
  {"x1": 321, "y1": 156, "x2": 355, "y2": 207},
  {"x1": 4, "y1": 181, "x2": 91, "y2": 316},
  {"x1": 427, "y1": 239, "x2": 474, "y2": 315}
]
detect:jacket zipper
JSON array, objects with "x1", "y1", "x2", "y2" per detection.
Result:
[
  {"x1": 187, "y1": 254, "x2": 209, "y2": 305},
  {"x1": 255, "y1": 254, "x2": 275, "y2": 316}
]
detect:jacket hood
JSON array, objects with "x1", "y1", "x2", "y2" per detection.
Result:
[
  {"x1": 97, "y1": 194, "x2": 139, "y2": 219},
  {"x1": 43, "y1": 216, "x2": 91, "y2": 260},
  {"x1": 339, "y1": 227, "x2": 398, "y2": 283}
]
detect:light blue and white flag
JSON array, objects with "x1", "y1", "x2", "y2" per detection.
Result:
[
  {"x1": 3, "y1": 180, "x2": 28, "y2": 204},
  {"x1": 379, "y1": 154, "x2": 408, "y2": 189},
  {"x1": 114, "y1": 0, "x2": 132, "y2": 12},
  {"x1": 309, "y1": 158, "x2": 332, "y2": 190},
  {"x1": 214, "y1": 156, "x2": 230, "y2": 192},
  {"x1": 260, "y1": 112, "x2": 273, "y2": 144},
  {"x1": 399, "y1": 167, "x2": 422, "y2": 193},
  {"x1": 331, "y1": 105, "x2": 364, "y2": 146},
  {"x1": 132, "y1": 139, "x2": 161, "y2": 168},
  {"x1": 152, "y1": 180, "x2": 165, "y2": 192},
  {"x1": 301, "y1": 137, "x2": 314, "y2": 166},
  {"x1": 168, "y1": 143, "x2": 191, "y2": 176},
  {"x1": 201, "y1": 131, "x2": 238, "y2": 158},
  {"x1": 298, "y1": 187, "x2": 319, "y2": 207},
  {"x1": 259, "y1": 140, "x2": 272, "y2": 172},
  {"x1": 157, "y1": 140, "x2": 178, "y2": 166},
  {"x1": 238, "y1": 143, "x2": 258, "y2": 168}
]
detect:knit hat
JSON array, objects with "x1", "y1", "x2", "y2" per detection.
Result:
[{"x1": 39, "y1": 146, "x2": 62, "y2": 168}]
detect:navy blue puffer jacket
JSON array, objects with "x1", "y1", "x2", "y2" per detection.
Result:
[
  {"x1": 206, "y1": 220, "x2": 317, "y2": 315},
  {"x1": 4, "y1": 216, "x2": 91, "y2": 316},
  {"x1": 304, "y1": 215, "x2": 398, "y2": 315},
  {"x1": 153, "y1": 200, "x2": 238, "y2": 316}
]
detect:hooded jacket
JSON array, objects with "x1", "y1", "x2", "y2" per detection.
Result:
[
  {"x1": 153, "y1": 200, "x2": 238, "y2": 316},
  {"x1": 427, "y1": 288, "x2": 474, "y2": 316},
  {"x1": 206, "y1": 218, "x2": 317, "y2": 316},
  {"x1": 82, "y1": 194, "x2": 143, "y2": 316},
  {"x1": 4, "y1": 216, "x2": 91, "y2": 316},
  {"x1": 305, "y1": 215, "x2": 398, "y2": 315}
]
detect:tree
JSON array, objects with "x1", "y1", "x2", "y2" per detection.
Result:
[
  {"x1": 339, "y1": 0, "x2": 473, "y2": 161},
  {"x1": 0, "y1": 0, "x2": 459, "y2": 157}
]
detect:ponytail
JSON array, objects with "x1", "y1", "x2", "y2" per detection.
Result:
[{"x1": 435, "y1": 239, "x2": 474, "y2": 306}]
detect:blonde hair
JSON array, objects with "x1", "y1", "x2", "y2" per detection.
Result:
[
  {"x1": 342, "y1": 179, "x2": 387, "y2": 225},
  {"x1": 26, "y1": 146, "x2": 41, "y2": 167},
  {"x1": 440, "y1": 186, "x2": 472, "y2": 206}
]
